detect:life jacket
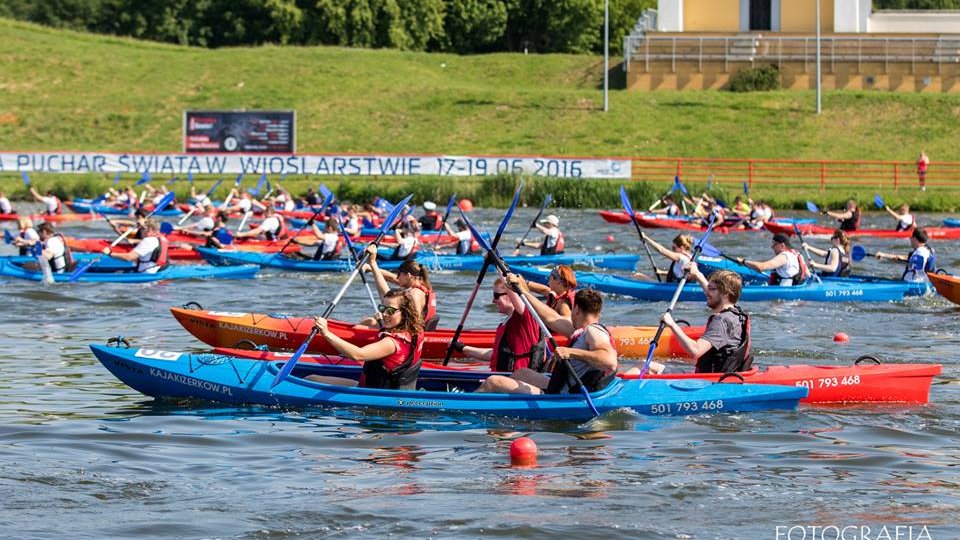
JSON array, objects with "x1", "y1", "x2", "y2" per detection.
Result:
[
  {"x1": 666, "y1": 254, "x2": 692, "y2": 283},
  {"x1": 17, "y1": 229, "x2": 34, "y2": 256},
  {"x1": 545, "y1": 323, "x2": 616, "y2": 395},
  {"x1": 491, "y1": 309, "x2": 548, "y2": 373},
  {"x1": 410, "y1": 282, "x2": 439, "y2": 331},
  {"x1": 265, "y1": 215, "x2": 287, "y2": 241},
  {"x1": 419, "y1": 213, "x2": 443, "y2": 231},
  {"x1": 695, "y1": 306, "x2": 754, "y2": 374},
  {"x1": 903, "y1": 246, "x2": 936, "y2": 280},
  {"x1": 455, "y1": 232, "x2": 473, "y2": 255},
  {"x1": 823, "y1": 247, "x2": 851, "y2": 277},
  {"x1": 48, "y1": 233, "x2": 75, "y2": 272},
  {"x1": 359, "y1": 332, "x2": 422, "y2": 390},
  {"x1": 767, "y1": 249, "x2": 809, "y2": 286},
  {"x1": 547, "y1": 289, "x2": 576, "y2": 314},
  {"x1": 838, "y1": 208, "x2": 860, "y2": 232},
  {"x1": 136, "y1": 235, "x2": 169, "y2": 272},
  {"x1": 204, "y1": 226, "x2": 230, "y2": 248},
  {"x1": 540, "y1": 231, "x2": 565, "y2": 256}
]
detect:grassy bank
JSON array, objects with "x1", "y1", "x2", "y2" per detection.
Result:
[{"x1": 1, "y1": 18, "x2": 960, "y2": 210}]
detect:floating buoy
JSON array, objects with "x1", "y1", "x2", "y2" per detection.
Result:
[
  {"x1": 606, "y1": 235, "x2": 615, "y2": 243},
  {"x1": 509, "y1": 437, "x2": 537, "y2": 467},
  {"x1": 833, "y1": 332, "x2": 849, "y2": 343},
  {"x1": 459, "y1": 199, "x2": 474, "y2": 212}
]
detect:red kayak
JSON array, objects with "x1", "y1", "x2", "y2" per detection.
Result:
[
  {"x1": 598, "y1": 211, "x2": 759, "y2": 234},
  {"x1": 170, "y1": 306, "x2": 702, "y2": 359},
  {"x1": 764, "y1": 221, "x2": 960, "y2": 240},
  {"x1": 212, "y1": 346, "x2": 940, "y2": 404},
  {"x1": 0, "y1": 212, "x2": 103, "y2": 223},
  {"x1": 625, "y1": 361, "x2": 941, "y2": 404}
]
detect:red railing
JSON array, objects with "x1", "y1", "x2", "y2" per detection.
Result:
[{"x1": 630, "y1": 157, "x2": 960, "y2": 191}]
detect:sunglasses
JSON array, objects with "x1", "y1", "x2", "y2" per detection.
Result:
[
  {"x1": 377, "y1": 304, "x2": 400, "y2": 315},
  {"x1": 549, "y1": 270, "x2": 560, "y2": 280},
  {"x1": 492, "y1": 292, "x2": 508, "y2": 300}
]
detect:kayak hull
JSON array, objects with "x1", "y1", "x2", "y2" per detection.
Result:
[
  {"x1": 169, "y1": 307, "x2": 701, "y2": 359},
  {"x1": 927, "y1": 271, "x2": 960, "y2": 305},
  {"x1": 66, "y1": 237, "x2": 302, "y2": 261},
  {"x1": 89, "y1": 345, "x2": 806, "y2": 420},
  {"x1": 764, "y1": 221, "x2": 960, "y2": 240},
  {"x1": 0, "y1": 259, "x2": 259, "y2": 282},
  {"x1": 512, "y1": 266, "x2": 930, "y2": 302}
]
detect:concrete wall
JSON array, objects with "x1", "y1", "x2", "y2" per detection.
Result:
[
  {"x1": 684, "y1": 0, "x2": 740, "y2": 32},
  {"x1": 834, "y1": 0, "x2": 870, "y2": 32},
  {"x1": 658, "y1": 0, "x2": 684, "y2": 31},
  {"x1": 781, "y1": 0, "x2": 834, "y2": 33},
  {"x1": 869, "y1": 11, "x2": 960, "y2": 33}
]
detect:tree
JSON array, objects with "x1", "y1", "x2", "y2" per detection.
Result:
[{"x1": 444, "y1": 0, "x2": 508, "y2": 53}]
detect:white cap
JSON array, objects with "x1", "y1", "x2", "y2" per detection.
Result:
[
  {"x1": 423, "y1": 201, "x2": 437, "y2": 211},
  {"x1": 540, "y1": 215, "x2": 560, "y2": 226}
]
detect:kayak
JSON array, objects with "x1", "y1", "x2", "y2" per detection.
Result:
[
  {"x1": 694, "y1": 255, "x2": 770, "y2": 283},
  {"x1": 0, "y1": 212, "x2": 103, "y2": 223},
  {"x1": 66, "y1": 237, "x2": 302, "y2": 261},
  {"x1": 511, "y1": 266, "x2": 931, "y2": 303},
  {"x1": 599, "y1": 210, "x2": 814, "y2": 226},
  {"x1": 944, "y1": 218, "x2": 960, "y2": 228},
  {"x1": 598, "y1": 212, "x2": 815, "y2": 233},
  {"x1": 65, "y1": 201, "x2": 183, "y2": 217},
  {"x1": 764, "y1": 221, "x2": 960, "y2": 240},
  {"x1": 169, "y1": 306, "x2": 703, "y2": 359},
  {"x1": 0, "y1": 259, "x2": 259, "y2": 283},
  {"x1": 89, "y1": 344, "x2": 807, "y2": 420},
  {"x1": 640, "y1": 362, "x2": 941, "y2": 404},
  {"x1": 215, "y1": 347, "x2": 941, "y2": 404},
  {"x1": 2, "y1": 253, "x2": 132, "y2": 271},
  {"x1": 195, "y1": 247, "x2": 642, "y2": 273},
  {"x1": 926, "y1": 271, "x2": 960, "y2": 305}
]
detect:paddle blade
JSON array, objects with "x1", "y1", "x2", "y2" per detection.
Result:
[
  {"x1": 207, "y1": 178, "x2": 224, "y2": 197},
  {"x1": 30, "y1": 241, "x2": 42, "y2": 257},
  {"x1": 381, "y1": 194, "x2": 414, "y2": 234},
  {"x1": 136, "y1": 171, "x2": 151, "y2": 186},
  {"x1": 234, "y1": 173, "x2": 244, "y2": 187},
  {"x1": 112, "y1": 172, "x2": 122, "y2": 186},
  {"x1": 20, "y1": 172, "x2": 30, "y2": 186},
  {"x1": 153, "y1": 192, "x2": 176, "y2": 214},
  {"x1": 851, "y1": 245, "x2": 868, "y2": 262},
  {"x1": 271, "y1": 340, "x2": 310, "y2": 388},
  {"x1": 254, "y1": 174, "x2": 266, "y2": 196},
  {"x1": 319, "y1": 184, "x2": 333, "y2": 199},
  {"x1": 68, "y1": 258, "x2": 98, "y2": 282},
  {"x1": 4, "y1": 229, "x2": 14, "y2": 245},
  {"x1": 188, "y1": 172, "x2": 194, "y2": 184},
  {"x1": 320, "y1": 193, "x2": 335, "y2": 215},
  {"x1": 676, "y1": 178, "x2": 689, "y2": 196},
  {"x1": 494, "y1": 182, "x2": 523, "y2": 242},
  {"x1": 159, "y1": 222, "x2": 174, "y2": 235},
  {"x1": 460, "y1": 209, "x2": 493, "y2": 254},
  {"x1": 216, "y1": 228, "x2": 234, "y2": 245},
  {"x1": 166, "y1": 176, "x2": 178, "y2": 186},
  {"x1": 619, "y1": 185, "x2": 636, "y2": 219},
  {"x1": 698, "y1": 240, "x2": 723, "y2": 258},
  {"x1": 444, "y1": 193, "x2": 457, "y2": 214},
  {"x1": 873, "y1": 194, "x2": 885, "y2": 209},
  {"x1": 805, "y1": 201, "x2": 820, "y2": 213},
  {"x1": 742, "y1": 181, "x2": 749, "y2": 195}
]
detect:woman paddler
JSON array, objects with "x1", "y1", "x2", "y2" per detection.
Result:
[
  {"x1": 361, "y1": 244, "x2": 439, "y2": 330},
  {"x1": 632, "y1": 233, "x2": 694, "y2": 283},
  {"x1": 802, "y1": 229, "x2": 851, "y2": 277},
  {"x1": 310, "y1": 288, "x2": 424, "y2": 390},
  {"x1": 523, "y1": 264, "x2": 577, "y2": 318}
]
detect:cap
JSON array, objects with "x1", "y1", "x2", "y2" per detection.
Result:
[
  {"x1": 771, "y1": 233, "x2": 791, "y2": 245},
  {"x1": 423, "y1": 201, "x2": 437, "y2": 211},
  {"x1": 540, "y1": 215, "x2": 560, "y2": 227}
]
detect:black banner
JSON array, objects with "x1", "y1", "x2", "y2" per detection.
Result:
[{"x1": 184, "y1": 110, "x2": 295, "y2": 153}]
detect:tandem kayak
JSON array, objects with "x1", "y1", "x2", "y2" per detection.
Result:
[
  {"x1": 66, "y1": 237, "x2": 303, "y2": 261},
  {"x1": 65, "y1": 201, "x2": 183, "y2": 217},
  {"x1": 926, "y1": 271, "x2": 960, "y2": 305},
  {"x1": 195, "y1": 247, "x2": 641, "y2": 273},
  {"x1": 169, "y1": 306, "x2": 703, "y2": 359},
  {"x1": 214, "y1": 347, "x2": 941, "y2": 404},
  {"x1": 512, "y1": 266, "x2": 931, "y2": 302},
  {"x1": 0, "y1": 259, "x2": 260, "y2": 283},
  {"x1": 89, "y1": 344, "x2": 807, "y2": 420},
  {"x1": 598, "y1": 212, "x2": 816, "y2": 232},
  {"x1": 1, "y1": 253, "x2": 132, "y2": 271},
  {"x1": 764, "y1": 221, "x2": 960, "y2": 240}
]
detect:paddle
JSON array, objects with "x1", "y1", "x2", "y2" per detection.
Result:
[
  {"x1": 743, "y1": 181, "x2": 749, "y2": 197},
  {"x1": 793, "y1": 223, "x2": 822, "y2": 284},
  {"x1": 699, "y1": 240, "x2": 744, "y2": 264},
  {"x1": 274, "y1": 193, "x2": 334, "y2": 255},
  {"x1": 222, "y1": 174, "x2": 243, "y2": 207},
  {"x1": 431, "y1": 193, "x2": 458, "y2": 248},
  {"x1": 620, "y1": 186, "x2": 662, "y2": 282},
  {"x1": 851, "y1": 245, "x2": 873, "y2": 262},
  {"x1": 3, "y1": 229, "x2": 13, "y2": 245},
  {"x1": 30, "y1": 241, "x2": 54, "y2": 285},
  {"x1": 178, "y1": 178, "x2": 224, "y2": 225},
  {"x1": 270, "y1": 194, "x2": 414, "y2": 388},
  {"x1": 647, "y1": 177, "x2": 680, "y2": 212},
  {"x1": 441, "y1": 182, "x2": 523, "y2": 366},
  {"x1": 512, "y1": 194, "x2": 552, "y2": 254},
  {"x1": 675, "y1": 177, "x2": 691, "y2": 214},
  {"x1": 249, "y1": 174, "x2": 267, "y2": 197},
  {"x1": 337, "y1": 217, "x2": 379, "y2": 312},
  {"x1": 806, "y1": 201, "x2": 824, "y2": 214},
  {"x1": 638, "y1": 213, "x2": 719, "y2": 378},
  {"x1": 21, "y1": 172, "x2": 30, "y2": 187},
  {"x1": 68, "y1": 192, "x2": 176, "y2": 281},
  {"x1": 874, "y1": 194, "x2": 885, "y2": 210},
  {"x1": 92, "y1": 173, "x2": 122, "y2": 204},
  {"x1": 460, "y1": 209, "x2": 600, "y2": 418}
]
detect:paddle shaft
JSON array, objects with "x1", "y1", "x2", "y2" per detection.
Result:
[
  {"x1": 338, "y1": 218, "x2": 379, "y2": 311},
  {"x1": 620, "y1": 188, "x2": 662, "y2": 282},
  {"x1": 793, "y1": 224, "x2": 823, "y2": 284},
  {"x1": 513, "y1": 195, "x2": 552, "y2": 251},
  {"x1": 430, "y1": 194, "x2": 457, "y2": 248},
  {"x1": 276, "y1": 194, "x2": 333, "y2": 253}
]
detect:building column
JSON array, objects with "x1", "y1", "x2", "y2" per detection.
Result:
[{"x1": 657, "y1": 0, "x2": 684, "y2": 32}]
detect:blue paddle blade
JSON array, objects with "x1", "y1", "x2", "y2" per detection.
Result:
[
  {"x1": 188, "y1": 172, "x2": 194, "y2": 184},
  {"x1": 873, "y1": 194, "x2": 884, "y2": 209},
  {"x1": 805, "y1": 201, "x2": 820, "y2": 213},
  {"x1": 69, "y1": 258, "x2": 96, "y2": 281},
  {"x1": 154, "y1": 192, "x2": 176, "y2": 214},
  {"x1": 112, "y1": 172, "x2": 122, "y2": 186},
  {"x1": 319, "y1": 184, "x2": 333, "y2": 199},
  {"x1": 234, "y1": 174, "x2": 244, "y2": 187},
  {"x1": 619, "y1": 185, "x2": 636, "y2": 218},
  {"x1": 742, "y1": 181, "x2": 749, "y2": 195},
  {"x1": 207, "y1": 178, "x2": 224, "y2": 197},
  {"x1": 20, "y1": 172, "x2": 30, "y2": 186},
  {"x1": 30, "y1": 242, "x2": 43, "y2": 257},
  {"x1": 716, "y1": 198, "x2": 727, "y2": 208},
  {"x1": 215, "y1": 228, "x2": 234, "y2": 245},
  {"x1": 382, "y1": 195, "x2": 414, "y2": 234},
  {"x1": 136, "y1": 171, "x2": 151, "y2": 186},
  {"x1": 698, "y1": 240, "x2": 723, "y2": 258},
  {"x1": 265, "y1": 179, "x2": 271, "y2": 194},
  {"x1": 3, "y1": 229, "x2": 13, "y2": 244},
  {"x1": 254, "y1": 174, "x2": 266, "y2": 196},
  {"x1": 166, "y1": 176, "x2": 178, "y2": 186},
  {"x1": 705, "y1": 176, "x2": 713, "y2": 190},
  {"x1": 676, "y1": 178, "x2": 690, "y2": 196},
  {"x1": 851, "y1": 245, "x2": 868, "y2": 262},
  {"x1": 159, "y1": 222, "x2": 174, "y2": 235},
  {"x1": 444, "y1": 193, "x2": 457, "y2": 214},
  {"x1": 320, "y1": 193, "x2": 334, "y2": 215},
  {"x1": 271, "y1": 339, "x2": 311, "y2": 388},
  {"x1": 494, "y1": 182, "x2": 523, "y2": 242}
]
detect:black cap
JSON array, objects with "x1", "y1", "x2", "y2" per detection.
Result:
[{"x1": 771, "y1": 233, "x2": 791, "y2": 245}]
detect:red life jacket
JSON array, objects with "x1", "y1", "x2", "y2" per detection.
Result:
[
  {"x1": 490, "y1": 308, "x2": 546, "y2": 372},
  {"x1": 359, "y1": 331, "x2": 423, "y2": 390},
  {"x1": 410, "y1": 282, "x2": 438, "y2": 330},
  {"x1": 137, "y1": 234, "x2": 169, "y2": 271},
  {"x1": 547, "y1": 289, "x2": 576, "y2": 314},
  {"x1": 766, "y1": 249, "x2": 810, "y2": 286}
]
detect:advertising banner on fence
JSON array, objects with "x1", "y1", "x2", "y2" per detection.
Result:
[
  {"x1": 0, "y1": 152, "x2": 632, "y2": 179},
  {"x1": 184, "y1": 110, "x2": 296, "y2": 153}
]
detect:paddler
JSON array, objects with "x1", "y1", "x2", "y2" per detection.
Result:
[
  {"x1": 738, "y1": 233, "x2": 810, "y2": 286},
  {"x1": 802, "y1": 229, "x2": 851, "y2": 277},
  {"x1": 310, "y1": 289, "x2": 424, "y2": 390},
  {"x1": 0, "y1": 189, "x2": 15, "y2": 214},
  {"x1": 633, "y1": 233, "x2": 694, "y2": 283},
  {"x1": 292, "y1": 217, "x2": 342, "y2": 261},
  {"x1": 825, "y1": 199, "x2": 861, "y2": 232},
  {"x1": 874, "y1": 227, "x2": 936, "y2": 282},
  {"x1": 516, "y1": 214, "x2": 564, "y2": 255},
  {"x1": 29, "y1": 187, "x2": 62, "y2": 215},
  {"x1": 12, "y1": 216, "x2": 39, "y2": 256},
  {"x1": 481, "y1": 276, "x2": 617, "y2": 396},
  {"x1": 440, "y1": 218, "x2": 474, "y2": 255},
  {"x1": 660, "y1": 268, "x2": 753, "y2": 374},
  {"x1": 389, "y1": 221, "x2": 419, "y2": 260},
  {"x1": 175, "y1": 205, "x2": 218, "y2": 235},
  {"x1": 102, "y1": 219, "x2": 169, "y2": 273},
  {"x1": 418, "y1": 201, "x2": 443, "y2": 231},
  {"x1": 36, "y1": 222, "x2": 74, "y2": 273},
  {"x1": 235, "y1": 206, "x2": 286, "y2": 241},
  {"x1": 361, "y1": 245, "x2": 439, "y2": 330},
  {"x1": 452, "y1": 279, "x2": 548, "y2": 389},
  {"x1": 523, "y1": 264, "x2": 577, "y2": 318},
  {"x1": 883, "y1": 202, "x2": 916, "y2": 232},
  {"x1": 651, "y1": 195, "x2": 681, "y2": 217}
]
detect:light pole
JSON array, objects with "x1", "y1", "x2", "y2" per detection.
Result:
[
  {"x1": 603, "y1": 0, "x2": 609, "y2": 112},
  {"x1": 816, "y1": 0, "x2": 822, "y2": 114}
]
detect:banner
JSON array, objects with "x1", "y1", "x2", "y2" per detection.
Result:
[
  {"x1": 0, "y1": 152, "x2": 632, "y2": 179},
  {"x1": 184, "y1": 110, "x2": 295, "y2": 153}
]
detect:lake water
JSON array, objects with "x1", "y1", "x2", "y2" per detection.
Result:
[{"x1": 1, "y1": 205, "x2": 958, "y2": 539}]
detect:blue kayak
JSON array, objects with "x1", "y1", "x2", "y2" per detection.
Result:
[
  {"x1": 89, "y1": 344, "x2": 807, "y2": 420},
  {"x1": 3, "y1": 253, "x2": 132, "y2": 271},
  {"x1": 512, "y1": 266, "x2": 930, "y2": 303},
  {"x1": 944, "y1": 218, "x2": 960, "y2": 228},
  {"x1": 67, "y1": 200, "x2": 184, "y2": 217},
  {"x1": 196, "y1": 247, "x2": 640, "y2": 273},
  {"x1": 0, "y1": 259, "x2": 259, "y2": 283}
]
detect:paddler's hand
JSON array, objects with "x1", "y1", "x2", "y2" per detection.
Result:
[
  {"x1": 101, "y1": 247, "x2": 111, "y2": 255},
  {"x1": 506, "y1": 273, "x2": 529, "y2": 294},
  {"x1": 554, "y1": 346, "x2": 573, "y2": 361},
  {"x1": 313, "y1": 316, "x2": 329, "y2": 336},
  {"x1": 736, "y1": 256, "x2": 746, "y2": 266},
  {"x1": 682, "y1": 260, "x2": 702, "y2": 279},
  {"x1": 661, "y1": 312, "x2": 677, "y2": 329},
  {"x1": 801, "y1": 242, "x2": 810, "y2": 250},
  {"x1": 364, "y1": 244, "x2": 379, "y2": 262}
]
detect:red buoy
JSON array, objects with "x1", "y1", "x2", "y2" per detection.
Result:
[
  {"x1": 509, "y1": 437, "x2": 538, "y2": 467},
  {"x1": 606, "y1": 235, "x2": 615, "y2": 242},
  {"x1": 833, "y1": 332, "x2": 849, "y2": 342},
  {"x1": 459, "y1": 199, "x2": 474, "y2": 212}
]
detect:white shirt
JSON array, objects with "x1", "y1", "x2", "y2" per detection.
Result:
[
  {"x1": 237, "y1": 198, "x2": 252, "y2": 212},
  {"x1": 20, "y1": 228, "x2": 40, "y2": 244},
  {"x1": 41, "y1": 196, "x2": 59, "y2": 214},
  {"x1": 774, "y1": 250, "x2": 801, "y2": 285},
  {"x1": 454, "y1": 230, "x2": 472, "y2": 242},
  {"x1": 320, "y1": 232, "x2": 339, "y2": 255},
  {"x1": 283, "y1": 199, "x2": 295, "y2": 212},
  {"x1": 0, "y1": 196, "x2": 11, "y2": 214},
  {"x1": 44, "y1": 235, "x2": 67, "y2": 272},
  {"x1": 396, "y1": 236, "x2": 418, "y2": 258},
  {"x1": 260, "y1": 216, "x2": 281, "y2": 235},
  {"x1": 132, "y1": 236, "x2": 162, "y2": 273},
  {"x1": 152, "y1": 194, "x2": 166, "y2": 206},
  {"x1": 196, "y1": 216, "x2": 215, "y2": 231},
  {"x1": 898, "y1": 214, "x2": 915, "y2": 230}
]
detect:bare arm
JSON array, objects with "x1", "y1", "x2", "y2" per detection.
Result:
[
  {"x1": 662, "y1": 313, "x2": 713, "y2": 362},
  {"x1": 507, "y1": 274, "x2": 574, "y2": 336},
  {"x1": 316, "y1": 318, "x2": 397, "y2": 361},
  {"x1": 743, "y1": 253, "x2": 787, "y2": 272},
  {"x1": 555, "y1": 326, "x2": 617, "y2": 372}
]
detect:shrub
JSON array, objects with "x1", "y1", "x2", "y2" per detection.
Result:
[{"x1": 727, "y1": 65, "x2": 781, "y2": 93}]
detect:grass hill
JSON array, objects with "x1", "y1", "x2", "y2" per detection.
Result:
[{"x1": 1, "y1": 18, "x2": 959, "y2": 209}]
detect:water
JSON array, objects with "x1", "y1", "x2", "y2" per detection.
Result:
[{"x1": 2, "y1": 206, "x2": 959, "y2": 539}]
